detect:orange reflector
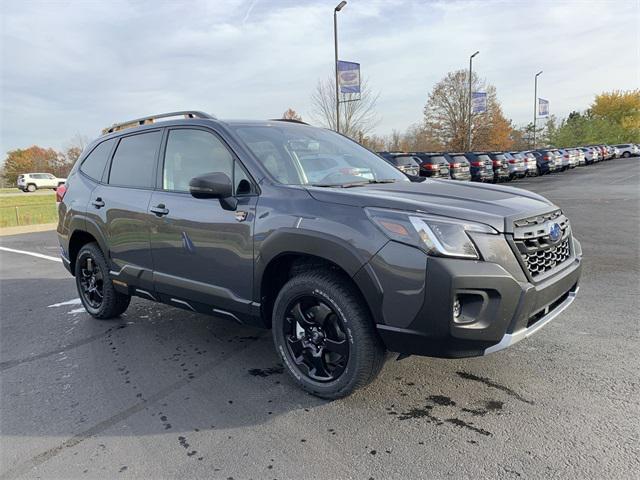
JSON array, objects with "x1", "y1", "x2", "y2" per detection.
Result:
[{"x1": 379, "y1": 220, "x2": 409, "y2": 237}]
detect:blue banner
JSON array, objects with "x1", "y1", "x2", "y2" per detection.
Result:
[
  {"x1": 538, "y1": 98, "x2": 549, "y2": 116},
  {"x1": 472, "y1": 92, "x2": 487, "y2": 113},
  {"x1": 337, "y1": 61, "x2": 361, "y2": 94}
]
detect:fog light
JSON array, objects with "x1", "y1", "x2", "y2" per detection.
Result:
[{"x1": 453, "y1": 297, "x2": 461, "y2": 319}]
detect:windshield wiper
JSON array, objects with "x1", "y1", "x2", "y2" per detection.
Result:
[
  {"x1": 367, "y1": 179, "x2": 397, "y2": 184},
  {"x1": 310, "y1": 179, "x2": 398, "y2": 188}
]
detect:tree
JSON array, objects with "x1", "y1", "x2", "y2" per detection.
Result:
[
  {"x1": 422, "y1": 69, "x2": 514, "y2": 151},
  {"x1": 282, "y1": 108, "x2": 302, "y2": 121},
  {"x1": 590, "y1": 89, "x2": 640, "y2": 134},
  {"x1": 1, "y1": 146, "x2": 60, "y2": 184},
  {"x1": 310, "y1": 76, "x2": 380, "y2": 139}
]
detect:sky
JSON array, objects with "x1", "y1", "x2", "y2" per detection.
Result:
[{"x1": 1, "y1": 0, "x2": 638, "y2": 156}]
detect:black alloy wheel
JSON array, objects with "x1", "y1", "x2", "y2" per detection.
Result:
[
  {"x1": 74, "y1": 242, "x2": 131, "y2": 319},
  {"x1": 79, "y1": 255, "x2": 104, "y2": 309},
  {"x1": 283, "y1": 296, "x2": 349, "y2": 382}
]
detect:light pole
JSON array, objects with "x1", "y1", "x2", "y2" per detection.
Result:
[
  {"x1": 334, "y1": 1, "x2": 347, "y2": 133},
  {"x1": 467, "y1": 51, "x2": 479, "y2": 151},
  {"x1": 533, "y1": 70, "x2": 543, "y2": 149}
]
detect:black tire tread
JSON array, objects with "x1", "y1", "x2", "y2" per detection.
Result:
[
  {"x1": 273, "y1": 268, "x2": 385, "y2": 399},
  {"x1": 76, "y1": 242, "x2": 130, "y2": 320}
]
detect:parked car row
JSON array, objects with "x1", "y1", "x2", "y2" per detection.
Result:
[{"x1": 378, "y1": 143, "x2": 638, "y2": 183}]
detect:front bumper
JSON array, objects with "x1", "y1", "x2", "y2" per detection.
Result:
[{"x1": 368, "y1": 235, "x2": 582, "y2": 358}]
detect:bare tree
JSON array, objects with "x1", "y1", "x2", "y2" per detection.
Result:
[
  {"x1": 282, "y1": 108, "x2": 302, "y2": 121},
  {"x1": 310, "y1": 76, "x2": 380, "y2": 139},
  {"x1": 423, "y1": 70, "x2": 513, "y2": 151}
]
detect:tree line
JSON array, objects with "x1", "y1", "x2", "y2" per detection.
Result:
[
  {"x1": 300, "y1": 71, "x2": 639, "y2": 153},
  {"x1": 0, "y1": 135, "x2": 88, "y2": 186},
  {"x1": 2, "y1": 78, "x2": 636, "y2": 188}
]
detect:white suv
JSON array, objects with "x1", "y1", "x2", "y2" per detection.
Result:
[
  {"x1": 17, "y1": 173, "x2": 66, "y2": 192},
  {"x1": 613, "y1": 144, "x2": 639, "y2": 158}
]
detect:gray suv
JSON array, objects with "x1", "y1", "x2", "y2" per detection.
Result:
[{"x1": 57, "y1": 111, "x2": 583, "y2": 399}]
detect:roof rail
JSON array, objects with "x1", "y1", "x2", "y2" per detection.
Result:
[
  {"x1": 101, "y1": 111, "x2": 215, "y2": 135},
  {"x1": 270, "y1": 118, "x2": 310, "y2": 125}
]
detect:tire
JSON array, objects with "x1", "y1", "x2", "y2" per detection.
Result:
[
  {"x1": 26, "y1": 184, "x2": 36, "y2": 192},
  {"x1": 623, "y1": 151, "x2": 630, "y2": 158},
  {"x1": 272, "y1": 269, "x2": 385, "y2": 399},
  {"x1": 75, "y1": 242, "x2": 131, "y2": 319}
]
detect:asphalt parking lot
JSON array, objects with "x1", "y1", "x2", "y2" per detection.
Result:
[{"x1": 1, "y1": 158, "x2": 638, "y2": 479}]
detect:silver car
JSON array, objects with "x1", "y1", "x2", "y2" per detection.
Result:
[
  {"x1": 503, "y1": 152, "x2": 526, "y2": 178},
  {"x1": 522, "y1": 152, "x2": 538, "y2": 175},
  {"x1": 613, "y1": 144, "x2": 639, "y2": 158},
  {"x1": 580, "y1": 147, "x2": 594, "y2": 164},
  {"x1": 551, "y1": 150, "x2": 566, "y2": 171}
]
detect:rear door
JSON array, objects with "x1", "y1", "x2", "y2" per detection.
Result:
[
  {"x1": 87, "y1": 130, "x2": 161, "y2": 291},
  {"x1": 148, "y1": 126, "x2": 258, "y2": 316}
]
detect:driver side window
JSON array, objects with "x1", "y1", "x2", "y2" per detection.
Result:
[{"x1": 163, "y1": 129, "x2": 234, "y2": 192}]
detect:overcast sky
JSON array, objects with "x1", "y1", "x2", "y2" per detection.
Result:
[{"x1": 1, "y1": 0, "x2": 638, "y2": 156}]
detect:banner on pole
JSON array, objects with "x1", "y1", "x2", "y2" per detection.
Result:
[
  {"x1": 471, "y1": 92, "x2": 487, "y2": 113},
  {"x1": 337, "y1": 61, "x2": 361, "y2": 94},
  {"x1": 538, "y1": 98, "x2": 549, "y2": 116}
]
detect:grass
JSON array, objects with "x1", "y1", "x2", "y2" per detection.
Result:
[
  {"x1": 0, "y1": 187, "x2": 20, "y2": 193},
  {"x1": 0, "y1": 192, "x2": 56, "y2": 208},
  {"x1": 0, "y1": 193, "x2": 58, "y2": 228}
]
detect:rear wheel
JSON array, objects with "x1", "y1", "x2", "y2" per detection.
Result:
[
  {"x1": 623, "y1": 151, "x2": 630, "y2": 158},
  {"x1": 272, "y1": 269, "x2": 385, "y2": 399},
  {"x1": 75, "y1": 243, "x2": 130, "y2": 319},
  {"x1": 26, "y1": 184, "x2": 36, "y2": 192}
]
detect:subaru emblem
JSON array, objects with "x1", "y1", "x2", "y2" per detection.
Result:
[{"x1": 549, "y1": 223, "x2": 561, "y2": 243}]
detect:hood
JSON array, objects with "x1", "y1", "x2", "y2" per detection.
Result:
[{"x1": 305, "y1": 179, "x2": 556, "y2": 233}]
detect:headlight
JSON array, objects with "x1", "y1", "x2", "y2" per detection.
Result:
[{"x1": 366, "y1": 207, "x2": 497, "y2": 259}]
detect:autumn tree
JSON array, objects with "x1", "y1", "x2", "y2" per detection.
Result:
[
  {"x1": 282, "y1": 108, "x2": 302, "y2": 121},
  {"x1": 310, "y1": 76, "x2": 380, "y2": 139},
  {"x1": 1, "y1": 146, "x2": 61, "y2": 184},
  {"x1": 543, "y1": 90, "x2": 640, "y2": 147},
  {"x1": 590, "y1": 89, "x2": 640, "y2": 135},
  {"x1": 423, "y1": 70, "x2": 514, "y2": 151}
]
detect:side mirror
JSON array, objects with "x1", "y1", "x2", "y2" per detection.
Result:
[{"x1": 189, "y1": 172, "x2": 237, "y2": 211}]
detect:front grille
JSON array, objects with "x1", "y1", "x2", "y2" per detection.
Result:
[
  {"x1": 513, "y1": 210, "x2": 572, "y2": 279},
  {"x1": 520, "y1": 238, "x2": 571, "y2": 277}
]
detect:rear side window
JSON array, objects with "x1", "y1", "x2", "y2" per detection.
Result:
[
  {"x1": 80, "y1": 139, "x2": 115, "y2": 181},
  {"x1": 394, "y1": 155, "x2": 418, "y2": 166},
  {"x1": 109, "y1": 131, "x2": 161, "y2": 188}
]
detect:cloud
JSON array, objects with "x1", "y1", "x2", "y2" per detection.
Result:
[{"x1": 0, "y1": 0, "x2": 637, "y2": 156}]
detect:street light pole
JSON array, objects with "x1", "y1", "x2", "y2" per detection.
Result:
[
  {"x1": 468, "y1": 51, "x2": 479, "y2": 151},
  {"x1": 533, "y1": 70, "x2": 543, "y2": 149},
  {"x1": 334, "y1": 1, "x2": 347, "y2": 134}
]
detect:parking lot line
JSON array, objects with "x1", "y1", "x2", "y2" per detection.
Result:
[{"x1": 0, "y1": 246, "x2": 61, "y2": 263}]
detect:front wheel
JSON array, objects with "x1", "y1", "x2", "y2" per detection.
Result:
[
  {"x1": 272, "y1": 269, "x2": 385, "y2": 399},
  {"x1": 623, "y1": 151, "x2": 630, "y2": 158},
  {"x1": 75, "y1": 243, "x2": 131, "y2": 319}
]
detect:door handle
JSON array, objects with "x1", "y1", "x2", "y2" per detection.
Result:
[
  {"x1": 91, "y1": 198, "x2": 105, "y2": 209},
  {"x1": 150, "y1": 204, "x2": 169, "y2": 216}
]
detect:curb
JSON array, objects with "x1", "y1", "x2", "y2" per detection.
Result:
[{"x1": 0, "y1": 223, "x2": 58, "y2": 237}]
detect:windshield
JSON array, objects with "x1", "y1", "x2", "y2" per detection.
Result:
[{"x1": 233, "y1": 124, "x2": 409, "y2": 186}]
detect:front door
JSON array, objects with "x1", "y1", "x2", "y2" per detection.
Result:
[{"x1": 148, "y1": 127, "x2": 257, "y2": 317}]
